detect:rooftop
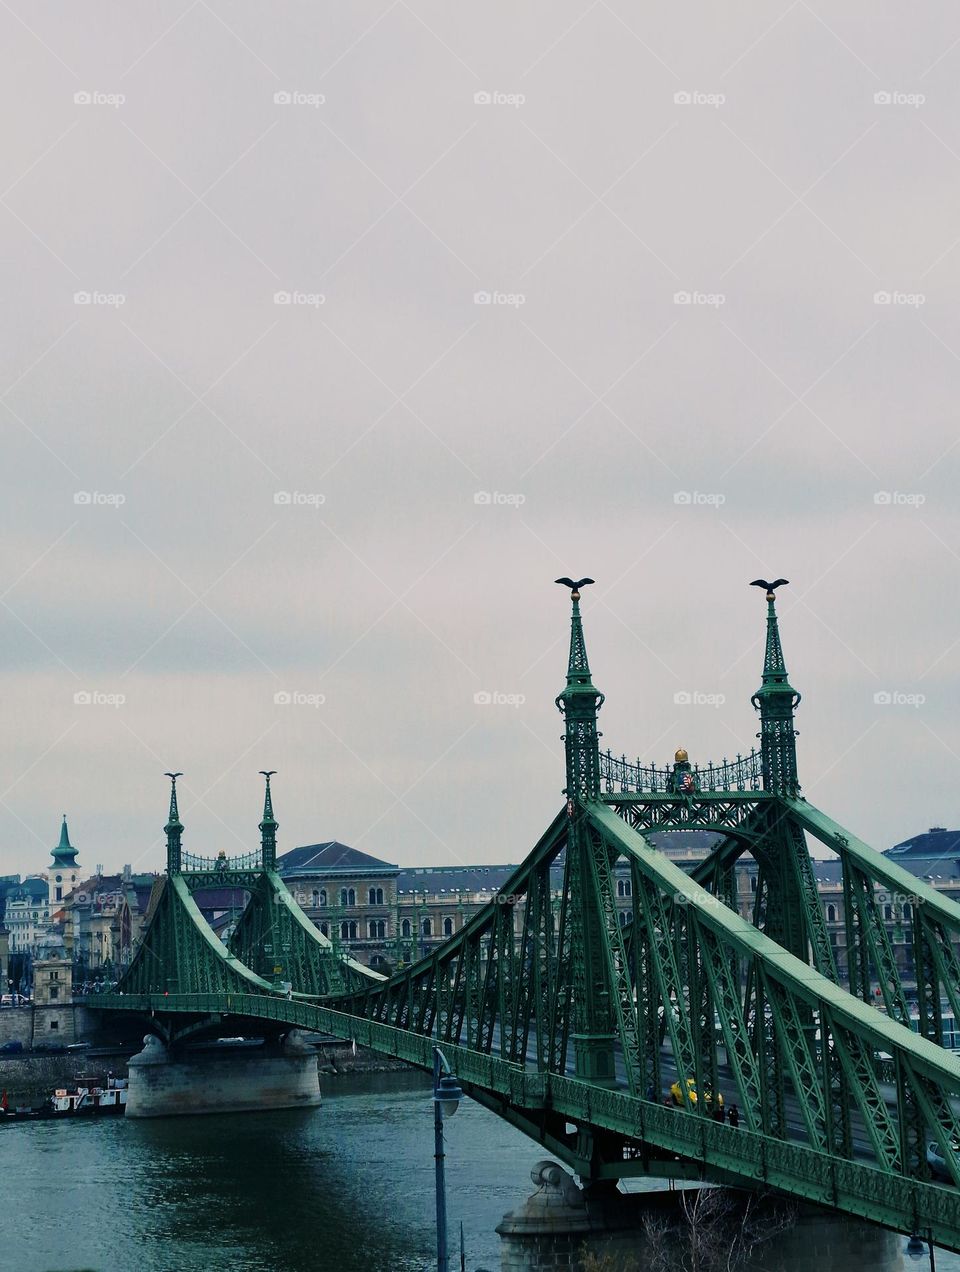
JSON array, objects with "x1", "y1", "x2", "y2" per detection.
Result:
[{"x1": 278, "y1": 840, "x2": 398, "y2": 876}]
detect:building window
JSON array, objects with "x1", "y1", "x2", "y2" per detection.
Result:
[
  {"x1": 903, "y1": 903, "x2": 912, "y2": 920},
  {"x1": 422, "y1": 918, "x2": 432, "y2": 937},
  {"x1": 49, "y1": 1019, "x2": 58, "y2": 1030},
  {"x1": 49, "y1": 986, "x2": 59, "y2": 1000},
  {"x1": 319, "y1": 889, "x2": 327, "y2": 907},
  {"x1": 368, "y1": 920, "x2": 385, "y2": 940},
  {"x1": 56, "y1": 887, "x2": 62, "y2": 901},
  {"x1": 348, "y1": 888, "x2": 356, "y2": 906},
  {"x1": 616, "y1": 879, "x2": 631, "y2": 898},
  {"x1": 340, "y1": 920, "x2": 358, "y2": 940},
  {"x1": 401, "y1": 919, "x2": 411, "y2": 938},
  {"x1": 443, "y1": 917, "x2": 454, "y2": 937},
  {"x1": 750, "y1": 877, "x2": 757, "y2": 893},
  {"x1": 827, "y1": 905, "x2": 837, "y2": 923},
  {"x1": 884, "y1": 905, "x2": 893, "y2": 922},
  {"x1": 312, "y1": 890, "x2": 320, "y2": 907},
  {"x1": 320, "y1": 923, "x2": 329, "y2": 937},
  {"x1": 369, "y1": 887, "x2": 384, "y2": 905}
]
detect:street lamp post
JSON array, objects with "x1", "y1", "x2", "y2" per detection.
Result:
[{"x1": 432, "y1": 1046, "x2": 463, "y2": 1272}]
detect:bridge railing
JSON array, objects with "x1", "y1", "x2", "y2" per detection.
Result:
[
  {"x1": 180, "y1": 848, "x2": 261, "y2": 873},
  {"x1": 599, "y1": 748, "x2": 764, "y2": 794}
]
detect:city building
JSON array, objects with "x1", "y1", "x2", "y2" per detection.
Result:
[
  {"x1": 6, "y1": 877, "x2": 50, "y2": 953},
  {"x1": 62, "y1": 867, "x2": 158, "y2": 977},
  {"x1": 277, "y1": 840, "x2": 399, "y2": 970}
]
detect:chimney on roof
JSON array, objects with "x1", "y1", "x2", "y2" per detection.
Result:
[
  {"x1": 122, "y1": 863, "x2": 131, "y2": 882},
  {"x1": 929, "y1": 826, "x2": 947, "y2": 834}
]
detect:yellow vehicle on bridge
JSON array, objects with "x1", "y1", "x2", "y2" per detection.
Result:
[{"x1": 670, "y1": 1077, "x2": 724, "y2": 1111}]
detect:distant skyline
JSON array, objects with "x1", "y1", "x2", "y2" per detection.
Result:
[{"x1": 3, "y1": 5, "x2": 960, "y2": 878}]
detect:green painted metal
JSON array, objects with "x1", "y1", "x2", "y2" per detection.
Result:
[{"x1": 96, "y1": 580, "x2": 960, "y2": 1253}]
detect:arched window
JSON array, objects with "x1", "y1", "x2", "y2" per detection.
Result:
[
  {"x1": 443, "y1": 917, "x2": 454, "y2": 936},
  {"x1": 827, "y1": 904, "x2": 837, "y2": 923},
  {"x1": 422, "y1": 918, "x2": 432, "y2": 937},
  {"x1": 348, "y1": 888, "x2": 356, "y2": 907},
  {"x1": 884, "y1": 905, "x2": 893, "y2": 922},
  {"x1": 339, "y1": 888, "x2": 348, "y2": 907},
  {"x1": 401, "y1": 918, "x2": 411, "y2": 938},
  {"x1": 903, "y1": 902, "x2": 912, "y2": 920},
  {"x1": 616, "y1": 879, "x2": 631, "y2": 898},
  {"x1": 312, "y1": 890, "x2": 320, "y2": 907},
  {"x1": 750, "y1": 876, "x2": 758, "y2": 893},
  {"x1": 618, "y1": 911, "x2": 628, "y2": 927},
  {"x1": 319, "y1": 889, "x2": 327, "y2": 907},
  {"x1": 368, "y1": 887, "x2": 384, "y2": 905},
  {"x1": 340, "y1": 921, "x2": 350, "y2": 940},
  {"x1": 320, "y1": 923, "x2": 329, "y2": 937}
]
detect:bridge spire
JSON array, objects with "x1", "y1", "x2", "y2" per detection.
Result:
[
  {"x1": 164, "y1": 772, "x2": 184, "y2": 874},
  {"x1": 750, "y1": 580, "x2": 801, "y2": 796},
  {"x1": 259, "y1": 770, "x2": 278, "y2": 870},
  {"x1": 555, "y1": 578, "x2": 604, "y2": 802}
]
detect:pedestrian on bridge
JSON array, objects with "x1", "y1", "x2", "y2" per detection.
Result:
[{"x1": 728, "y1": 1104, "x2": 740, "y2": 1129}]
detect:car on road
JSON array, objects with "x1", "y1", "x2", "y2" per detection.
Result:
[
  {"x1": 670, "y1": 1077, "x2": 724, "y2": 1111},
  {"x1": 927, "y1": 1140, "x2": 960, "y2": 1182},
  {"x1": 0, "y1": 1040, "x2": 24, "y2": 1053}
]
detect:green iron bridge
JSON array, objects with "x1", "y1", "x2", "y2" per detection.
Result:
[{"x1": 94, "y1": 581, "x2": 960, "y2": 1252}]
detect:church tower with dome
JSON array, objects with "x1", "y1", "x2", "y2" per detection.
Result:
[{"x1": 48, "y1": 815, "x2": 80, "y2": 910}]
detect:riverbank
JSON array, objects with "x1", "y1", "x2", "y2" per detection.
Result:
[{"x1": 0, "y1": 1041, "x2": 409, "y2": 1103}]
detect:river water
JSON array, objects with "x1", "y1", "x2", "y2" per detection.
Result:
[{"x1": 1, "y1": 1069, "x2": 957, "y2": 1272}]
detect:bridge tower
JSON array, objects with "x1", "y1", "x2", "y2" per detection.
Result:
[
  {"x1": 259, "y1": 770, "x2": 277, "y2": 870},
  {"x1": 751, "y1": 584, "x2": 801, "y2": 797},
  {"x1": 164, "y1": 772, "x2": 184, "y2": 874},
  {"x1": 555, "y1": 581, "x2": 616, "y2": 1087}
]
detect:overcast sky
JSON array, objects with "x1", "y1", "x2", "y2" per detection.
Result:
[{"x1": 2, "y1": 3, "x2": 959, "y2": 880}]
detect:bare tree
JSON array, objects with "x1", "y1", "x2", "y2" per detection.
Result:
[{"x1": 638, "y1": 1187, "x2": 796, "y2": 1272}]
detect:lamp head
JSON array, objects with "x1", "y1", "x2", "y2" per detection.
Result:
[{"x1": 434, "y1": 1071, "x2": 464, "y2": 1118}]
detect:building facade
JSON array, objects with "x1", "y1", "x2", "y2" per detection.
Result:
[{"x1": 277, "y1": 840, "x2": 399, "y2": 971}]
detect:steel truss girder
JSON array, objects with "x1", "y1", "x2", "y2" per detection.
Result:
[
  {"x1": 585, "y1": 802, "x2": 960, "y2": 1181},
  {"x1": 606, "y1": 792, "x2": 771, "y2": 837}
]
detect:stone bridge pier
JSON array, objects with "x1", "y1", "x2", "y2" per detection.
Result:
[
  {"x1": 125, "y1": 1029, "x2": 321, "y2": 1118},
  {"x1": 496, "y1": 1162, "x2": 906, "y2": 1272}
]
